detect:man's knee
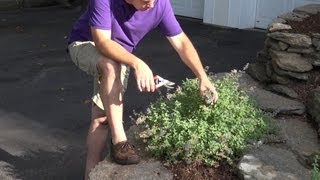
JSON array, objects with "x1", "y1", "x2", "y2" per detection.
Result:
[{"x1": 97, "y1": 57, "x2": 120, "y2": 80}]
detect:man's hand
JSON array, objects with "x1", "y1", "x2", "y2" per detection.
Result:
[
  {"x1": 133, "y1": 59, "x2": 156, "y2": 92},
  {"x1": 199, "y1": 77, "x2": 218, "y2": 105}
]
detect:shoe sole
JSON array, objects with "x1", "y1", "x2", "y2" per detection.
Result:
[{"x1": 111, "y1": 155, "x2": 140, "y2": 165}]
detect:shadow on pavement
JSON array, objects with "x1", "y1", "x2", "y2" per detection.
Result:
[{"x1": 0, "y1": 147, "x2": 85, "y2": 180}]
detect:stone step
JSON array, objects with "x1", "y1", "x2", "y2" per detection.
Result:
[
  {"x1": 89, "y1": 125, "x2": 173, "y2": 180},
  {"x1": 238, "y1": 145, "x2": 311, "y2": 180}
]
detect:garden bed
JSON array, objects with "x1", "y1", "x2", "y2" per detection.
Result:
[
  {"x1": 286, "y1": 12, "x2": 320, "y2": 35},
  {"x1": 168, "y1": 161, "x2": 238, "y2": 180},
  {"x1": 138, "y1": 74, "x2": 270, "y2": 179}
]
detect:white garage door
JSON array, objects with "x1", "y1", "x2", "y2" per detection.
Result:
[
  {"x1": 170, "y1": 0, "x2": 204, "y2": 19},
  {"x1": 255, "y1": 0, "x2": 320, "y2": 29},
  {"x1": 255, "y1": 0, "x2": 292, "y2": 29}
]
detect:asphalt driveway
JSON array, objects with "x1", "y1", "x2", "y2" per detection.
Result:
[{"x1": 0, "y1": 6, "x2": 265, "y2": 179}]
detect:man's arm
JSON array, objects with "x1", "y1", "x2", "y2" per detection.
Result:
[
  {"x1": 91, "y1": 28, "x2": 155, "y2": 92},
  {"x1": 91, "y1": 28, "x2": 139, "y2": 68},
  {"x1": 166, "y1": 32, "x2": 206, "y2": 79},
  {"x1": 167, "y1": 32, "x2": 218, "y2": 103}
]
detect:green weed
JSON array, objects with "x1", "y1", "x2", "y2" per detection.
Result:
[
  {"x1": 138, "y1": 73, "x2": 270, "y2": 165},
  {"x1": 312, "y1": 155, "x2": 320, "y2": 180}
]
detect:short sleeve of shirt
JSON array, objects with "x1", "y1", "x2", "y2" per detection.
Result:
[
  {"x1": 158, "y1": 0, "x2": 183, "y2": 37},
  {"x1": 88, "y1": 0, "x2": 111, "y2": 30}
]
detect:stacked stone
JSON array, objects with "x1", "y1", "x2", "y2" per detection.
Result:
[
  {"x1": 238, "y1": 6, "x2": 320, "y2": 179},
  {"x1": 249, "y1": 4, "x2": 320, "y2": 85},
  {"x1": 247, "y1": 4, "x2": 320, "y2": 133}
]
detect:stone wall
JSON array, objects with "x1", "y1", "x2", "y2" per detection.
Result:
[
  {"x1": 247, "y1": 4, "x2": 320, "y2": 130},
  {"x1": 238, "y1": 5, "x2": 320, "y2": 179},
  {"x1": 248, "y1": 4, "x2": 320, "y2": 85}
]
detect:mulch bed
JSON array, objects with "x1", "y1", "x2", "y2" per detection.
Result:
[
  {"x1": 287, "y1": 69, "x2": 320, "y2": 104},
  {"x1": 167, "y1": 161, "x2": 239, "y2": 180},
  {"x1": 286, "y1": 12, "x2": 320, "y2": 35}
]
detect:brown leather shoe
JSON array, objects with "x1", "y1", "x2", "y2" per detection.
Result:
[{"x1": 111, "y1": 141, "x2": 140, "y2": 165}]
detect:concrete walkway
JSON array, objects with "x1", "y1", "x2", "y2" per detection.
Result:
[{"x1": 0, "y1": 6, "x2": 265, "y2": 179}]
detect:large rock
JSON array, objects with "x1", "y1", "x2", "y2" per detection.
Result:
[
  {"x1": 307, "y1": 88, "x2": 320, "y2": 127},
  {"x1": 271, "y1": 60, "x2": 309, "y2": 81},
  {"x1": 88, "y1": 125, "x2": 173, "y2": 180},
  {"x1": 304, "y1": 52, "x2": 320, "y2": 66},
  {"x1": 246, "y1": 63, "x2": 270, "y2": 82},
  {"x1": 265, "y1": 62, "x2": 293, "y2": 84},
  {"x1": 268, "y1": 23, "x2": 292, "y2": 32},
  {"x1": 266, "y1": 84, "x2": 299, "y2": 99},
  {"x1": 268, "y1": 32, "x2": 312, "y2": 48},
  {"x1": 293, "y1": 4, "x2": 320, "y2": 15},
  {"x1": 257, "y1": 48, "x2": 271, "y2": 62},
  {"x1": 278, "y1": 12, "x2": 309, "y2": 22},
  {"x1": 313, "y1": 33, "x2": 320, "y2": 39},
  {"x1": 278, "y1": 42, "x2": 289, "y2": 51},
  {"x1": 238, "y1": 145, "x2": 311, "y2": 180},
  {"x1": 270, "y1": 73, "x2": 292, "y2": 85},
  {"x1": 287, "y1": 47, "x2": 315, "y2": 54},
  {"x1": 236, "y1": 73, "x2": 305, "y2": 115},
  {"x1": 265, "y1": 38, "x2": 282, "y2": 51},
  {"x1": 89, "y1": 160, "x2": 172, "y2": 180},
  {"x1": 312, "y1": 38, "x2": 320, "y2": 51},
  {"x1": 271, "y1": 17, "x2": 286, "y2": 24},
  {"x1": 270, "y1": 50, "x2": 313, "y2": 72},
  {"x1": 276, "y1": 117, "x2": 320, "y2": 160}
]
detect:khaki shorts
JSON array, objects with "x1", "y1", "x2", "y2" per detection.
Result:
[{"x1": 68, "y1": 41, "x2": 130, "y2": 110}]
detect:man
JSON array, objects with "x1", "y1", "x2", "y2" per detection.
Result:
[{"x1": 67, "y1": 0, "x2": 218, "y2": 179}]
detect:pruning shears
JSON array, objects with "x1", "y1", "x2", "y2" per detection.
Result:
[{"x1": 154, "y1": 75, "x2": 175, "y2": 89}]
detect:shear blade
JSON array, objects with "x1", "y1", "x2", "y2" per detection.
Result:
[
  {"x1": 154, "y1": 75, "x2": 175, "y2": 89},
  {"x1": 164, "y1": 84, "x2": 174, "y2": 89}
]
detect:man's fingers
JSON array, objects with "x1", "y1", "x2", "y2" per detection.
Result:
[
  {"x1": 200, "y1": 89, "x2": 206, "y2": 96},
  {"x1": 137, "y1": 79, "x2": 142, "y2": 92},
  {"x1": 150, "y1": 79, "x2": 155, "y2": 92},
  {"x1": 145, "y1": 79, "x2": 151, "y2": 92},
  {"x1": 201, "y1": 87, "x2": 219, "y2": 105},
  {"x1": 212, "y1": 91, "x2": 219, "y2": 103},
  {"x1": 146, "y1": 78, "x2": 156, "y2": 92},
  {"x1": 133, "y1": 60, "x2": 155, "y2": 92},
  {"x1": 145, "y1": 77, "x2": 156, "y2": 92},
  {"x1": 137, "y1": 77, "x2": 155, "y2": 92},
  {"x1": 140, "y1": 80, "x2": 146, "y2": 92}
]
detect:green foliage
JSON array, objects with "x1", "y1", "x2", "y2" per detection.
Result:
[
  {"x1": 312, "y1": 155, "x2": 320, "y2": 180},
  {"x1": 138, "y1": 73, "x2": 270, "y2": 165}
]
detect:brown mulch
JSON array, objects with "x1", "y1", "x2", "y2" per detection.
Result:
[
  {"x1": 167, "y1": 161, "x2": 239, "y2": 180},
  {"x1": 286, "y1": 12, "x2": 320, "y2": 35},
  {"x1": 287, "y1": 69, "x2": 320, "y2": 104},
  {"x1": 286, "y1": 69, "x2": 320, "y2": 134}
]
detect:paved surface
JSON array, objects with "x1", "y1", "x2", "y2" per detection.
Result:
[{"x1": 0, "y1": 6, "x2": 265, "y2": 179}]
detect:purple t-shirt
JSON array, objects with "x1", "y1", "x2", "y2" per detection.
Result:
[{"x1": 68, "y1": 0, "x2": 183, "y2": 52}]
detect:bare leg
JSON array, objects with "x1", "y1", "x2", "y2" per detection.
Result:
[
  {"x1": 97, "y1": 58, "x2": 127, "y2": 144},
  {"x1": 84, "y1": 58, "x2": 130, "y2": 179},
  {"x1": 84, "y1": 104, "x2": 108, "y2": 180}
]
